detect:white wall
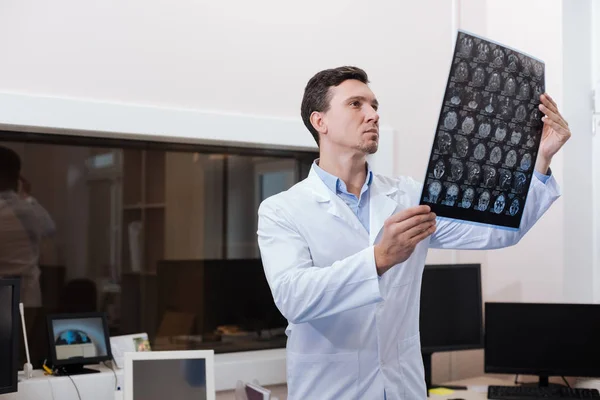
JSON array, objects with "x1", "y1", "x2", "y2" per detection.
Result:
[
  {"x1": 561, "y1": 0, "x2": 595, "y2": 303},
  {"x1": 592, "y1": 1, "x2": 600, "y2": 304}
]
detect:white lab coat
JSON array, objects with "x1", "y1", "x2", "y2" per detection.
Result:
[{"x1": 257, "y1": 167, "x2": 560, "y2": 400}]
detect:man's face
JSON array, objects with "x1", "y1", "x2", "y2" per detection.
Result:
[{"x1": 315, "y1": 79, "x2": 380, "y2": 154}]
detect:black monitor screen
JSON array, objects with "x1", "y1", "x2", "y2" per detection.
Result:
[
  {"x1": 0, "y1": 279, "x2": 19, "y2": 395},
  {"x1": 485, "y1": 302, "x2": 600, "y2": 378},
  {"x1": 48, "y1": 313, "x2": 112, "y2": 366},
  {"x1": 133, "y1": 358, "x2": 208, "y2": 399},
  {"x1": 420, "y1": 264, "x2": 483, "y2": 352}
]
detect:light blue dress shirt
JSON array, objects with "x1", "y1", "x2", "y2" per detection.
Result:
[{"x1": 313, "y1": 161, "x2": 373, "y2": 234}]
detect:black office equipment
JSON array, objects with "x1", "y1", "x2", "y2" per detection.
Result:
[
  {"x1": 46, "y1": 312, "x2": 113, "y2": 375},
  {"x1": 487, "y1": 384, "x2": 600, "y2": 399},
  {"x1": 420, "y1": 264, "x2": 483, "y2": 392},
  {"x1": 485, "y1": 302, "x2": 600, "y2": 387},
  {"x1": 0, "y1": 278, "x2": 20, "y2": 395}
]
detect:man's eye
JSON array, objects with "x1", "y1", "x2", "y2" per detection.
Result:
[{"x1": 350, "y1": 101, "x2": 361, "y2": 107}]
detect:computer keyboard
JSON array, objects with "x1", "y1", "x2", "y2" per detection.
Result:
[{"x1": 488, "y1": 385, "x2": 600, "y2": 399}]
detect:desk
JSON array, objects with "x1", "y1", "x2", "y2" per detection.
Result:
[
  {"x1": 4, "y1": 370, "x2": 598, "y2": 400},
  {"x1": 2, "y1": 366, "x2": 124, "y2": 400}
]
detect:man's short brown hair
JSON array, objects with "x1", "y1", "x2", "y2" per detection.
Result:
[{"x1": 301, "y1": 66, "x2": 369, "y2": 146}]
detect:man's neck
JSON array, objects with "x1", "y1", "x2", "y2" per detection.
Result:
[{"x1": 318, "y1": 153, "x2": 368, "y2": 197}]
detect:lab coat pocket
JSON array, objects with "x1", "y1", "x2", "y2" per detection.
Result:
[
  {"x1": 397, "y1": 334, "x2": 426, "y2": 400},
  {"x1": 287, "y1": 351, "x2": 359, "y2": 400}
]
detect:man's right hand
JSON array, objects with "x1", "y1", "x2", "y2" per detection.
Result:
[{"x1": 374, "y1": 205, "x2": 437, "y2": 275}]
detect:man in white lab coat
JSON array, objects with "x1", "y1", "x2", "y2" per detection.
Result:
[{"x1": 257, "y1": 66, "x2": 570, "y2": 399}]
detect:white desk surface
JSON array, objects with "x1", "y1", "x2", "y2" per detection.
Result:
[{"x1": 3, "y1": 368, "x2": 598, "y2": 400}]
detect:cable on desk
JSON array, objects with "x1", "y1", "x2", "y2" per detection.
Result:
[
  {"x1": 104, "y1": 360, "x2": 118, "y2": 390},
  {"x1": 562, "y1": 376, "x2": 571, "y2": 388},
  {"x1": 46, "y1": 375, "x2": 56, "y2": 400},
  {"x1": 514, "y1": 374, "x2": 519, "y2": 385},
  {"x1": 66, "y1": 373, "x2": 82, "y2": 400}
]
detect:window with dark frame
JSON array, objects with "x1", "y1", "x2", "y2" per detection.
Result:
[{"x1": 0, "y1": 130, "x2": 317, "y2": 367}]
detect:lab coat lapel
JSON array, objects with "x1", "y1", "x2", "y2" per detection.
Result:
[
  {"x1": 306, "y1": 169, "x2": 366, "y2": 235},
  {"x1": 369, "y1": 176, "x2": 401, "y2": 245}
]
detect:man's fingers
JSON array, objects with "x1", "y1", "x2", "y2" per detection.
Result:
[
  {"x1": 409, "y1": 224, "x2": 437, "y2": 246},
  {"x1": 542, "y1": 93, "x2": 558, "y2": 109},
  {"x1": 405, "y1": 220, "x2": 436, "y2": 240},
  {"x1": 540, "y1": 94, "x2": 568, "y2": 127},
  {"x1": 388, "y1": 205, "x2": 431, "y2": 223},
  {"x1": 539, "y1": 104, "x2": 569, "y2": 130},
  {"x1": 395, "y1": 212, "x2": 437, "y2": 233},
  {"x1": 541, "y1": 117, "x2": 572, "y2": 140}
]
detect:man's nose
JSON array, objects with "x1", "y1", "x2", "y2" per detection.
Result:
[{"x1": 366, "y1": 106, "x2": 379, "y2": 123}]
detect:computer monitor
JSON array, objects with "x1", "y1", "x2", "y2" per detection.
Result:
[
  {"x1": 46, "y1": 312, "x2": 113, "y2": 375},
  {"x1": 124, "y1": 350, "x2": 216, "y2": 400},
  {"x1": 0, "y1": 278, "x2": 20, "y2": 395},
  {"x1": 419, "y1": 264, "x2": 483, "y2": 390},
  {"x1": 485, "y1": 302, "x2": 600, "y2": 386}
]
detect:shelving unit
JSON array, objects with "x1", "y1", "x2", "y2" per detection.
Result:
[{"x1": 121, "y1": 149, "x2": 166, "y2": 273}]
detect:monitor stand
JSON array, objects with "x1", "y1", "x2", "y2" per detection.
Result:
[
  {"x1": 518, "y1": 375, "x2": 567, "y2": 389},
  {"x1": 56, "y1": 364, "x2": 101, "y2": 376},
  {"x1": 422, "y1": 352, "x2": 467, "y2": 396}
]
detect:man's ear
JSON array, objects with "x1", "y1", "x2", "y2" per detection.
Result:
[{"x1": 310, "y1": 111, "x2": 327, "y2": 136}]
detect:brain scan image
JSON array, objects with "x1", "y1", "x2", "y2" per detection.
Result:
[
  {"x1": 477, "y1": 42, "x2": 490, "y2": 61},
  {"x1": 468, "y1": 164, "x2": 481, "y2": 185},
  {"x1": 518, "y1": 82, "x2": 530, "y2": 100},
  {"x1": 442, "y1": 184, "x2": 460, "y2": 206},
  {"x1": 514, "y1": 172, "x2": 527, "y2": 193},
  {"x1": 493, "y1": 48, "x2": 505, "y2": 67},
  {"x1": 450, "y1": 160, "x2": 464, "y2": 181},
  {"x1": 478, "y1": 120, "x2": 491, "y2": 138},
  {"x1": 472, "y1": 67, "x2": 486, "y2": 87},
  {"x1": 494, "y1": 124, "x2": 507, "y2": 141},
  {"x1": 444, "y1": 111, "x2": 458, "y2": 130},
  {"x1": 488, "y1": 72, "x2": 502, "y2": 91},
  {"x1": 485, "y1": 94, "x2": 497, "y2": 114},
  {"x1": 514, "y1": 104, "x2": 527, "y2": 121},
  {"x1": 499, "y1": 97, "x2": 513, "y2": 120},
  {"x1": 529, "y1": 109, "x2": 542, "y2": 127},
  {"x1": 455, "y1": 135, "x2": 469, "y2": 158},
  {"x1": 490, "y1": 147, "x2": 502, "y2": 164},
  {"x1": 455, "y1": 61, "x2": 469, "y2": 82},
  {"x1": 474, "y1": 143, "x2": 486, "y2": 160},
  {"x1": 533, "y1": 61, "x2": 544, "y2": 78},
  {"x1": 520, "y1": 153, "x2": 532, "y2": 171},
  {"x1": 449, "y1": 87, "x2": 463, "y2": 105},
  {"x1": 510, "y1": 130, "x2": 522, "y2": 146},
  {"x1": 476, "y1": 191, "x2": 491, "y2": 211},
  {"x1": 493, "y1": 194, "x2": 506, "y2": 214},
  {"x1": 460, "y1": 37, "x2": 474, "y2": 56},
  {"x1": 483, "y1": 166, "x2": 497, "y2": 188},
  {"x1": 461, "y1": 116, "x2": 475, "y2": 135},
  {"x1": 522, "y1": 58, "x2": 532, "y2": 76},
  {"x1": 499, "y1": 169, "x2": 512, "y2": 190},
  {"x1": 533, "y1": 84, "x2": 544, "y2": 100},
  {"x1": 509, "y1": 199, "x2": 520, "y2": 216},
  {"x1": 504, "y1": 77, "x2": 517, "y2": 96},
  {"x1": 433, "y1": 160, "x2": 446, "y2": 179},
  {"x1": 505, "y1": 149, "x2": 518, "y2": 168},
  {"x1": 507, "y1": 54, "x2": 519, "y2": 72},
  {"x1": 468, "y1": 92, "x2": 482, "y2": 110},
  {"x1": 460, "y1": 187, "x2": 475, "y2": 209},
  {"x1": 437, "y1": 132, "x2": 452, "y2": 154},
  {"x1": 526, "y1": 135, "x2": 536, "y2": 148},
  {"x1": 428, "y1": 181, "x2": 442, "y2": 203}
]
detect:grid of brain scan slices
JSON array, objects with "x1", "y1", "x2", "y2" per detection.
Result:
[{"x1": 420, "y1": 31, "x2": 546, "y2": 229}]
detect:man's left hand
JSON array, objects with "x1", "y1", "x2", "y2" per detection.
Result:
[{"x1": 536, "y1": 93, "x2": 572, "y2": 174}]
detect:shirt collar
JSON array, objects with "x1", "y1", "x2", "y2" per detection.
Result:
[{"x1": 312, "y1": 159, "x2": 373, "y2": 196}]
